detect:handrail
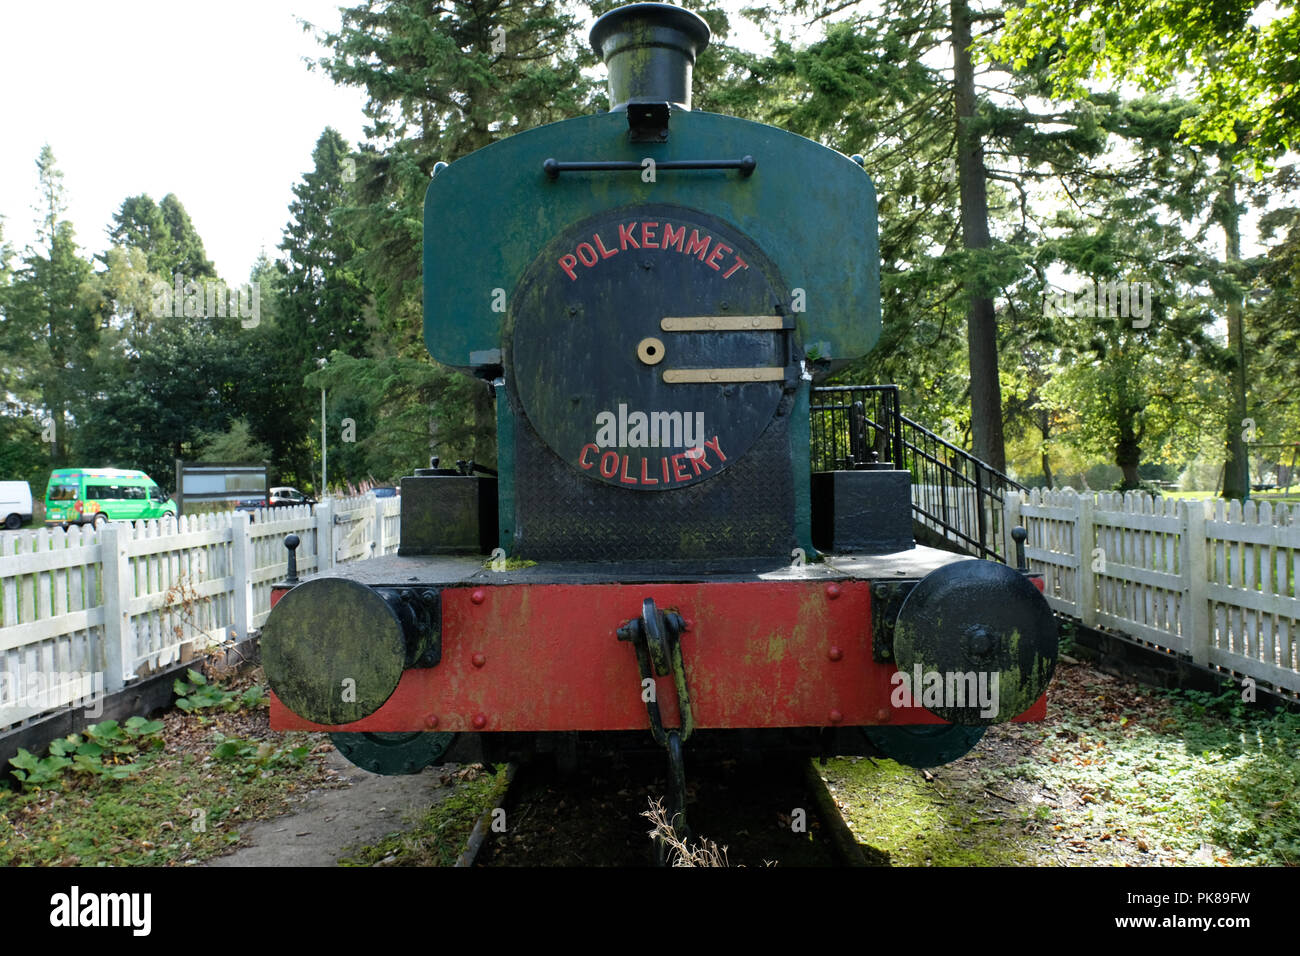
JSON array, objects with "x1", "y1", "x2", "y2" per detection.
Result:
[{"x1": 810, "y1": 385, "x2": 1025, "y2": 563}]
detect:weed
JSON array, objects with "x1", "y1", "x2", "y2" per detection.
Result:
[
  {"x1": 161, "y1": 573, "x2": 214, "y2": 645},
  {"x1": 209, "y1": 732, "x2": 310, "y2": 777},
  {"x1": 642, "y1": 797, "x2": 732, "y2": 866},
  {"x1": 339, "y1": 765, "x2": 507, "y2": 867},
  {"x1": 174, "y1": 668, "x2": 267, "y2": 713},
  {"x1": 8, "y1": 717, "x2": 165, "y2": 791},
  {"x1": 1058, "y1": 617, "x2": 1076, "y2": 656}
]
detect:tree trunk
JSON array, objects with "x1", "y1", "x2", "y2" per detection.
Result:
[
  {"x1": 1116, "y1": 412, "x2": 1142, "y2": 490},
  {"x1": 951, "y1": 0, "x2": 1005, "y2": 473},
  {"x1": 1036, "y1": 408, "x2": 1052, "y2": 488},
  {"x1": 1220, "y1": 173, "x2": 1249, "y2": 500}
]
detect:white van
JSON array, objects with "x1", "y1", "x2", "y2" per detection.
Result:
[{"x1": 1, "y1": 481, "x2": 33, "y2": 530}]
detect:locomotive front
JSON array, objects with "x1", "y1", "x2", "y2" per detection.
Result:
[{"x1": 260, "y1": 3, "x2": 1058, "y2": 790}]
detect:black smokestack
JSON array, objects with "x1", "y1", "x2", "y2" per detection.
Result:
[{"x1": 590, "y1": 3, "x2": 711, "y2": 112}]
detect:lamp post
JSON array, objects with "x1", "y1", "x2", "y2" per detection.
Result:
[{"x1": 317, "y1": 357, "x2": 327, "y2": 498}]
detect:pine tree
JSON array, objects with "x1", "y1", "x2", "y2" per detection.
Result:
[{"x1": 8, "y1": 146, "x2": 97, "y2": 464}]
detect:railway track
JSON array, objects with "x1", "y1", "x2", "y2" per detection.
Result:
[{"x1": 457, "y1": 750, "x2": 874, "y2": 867}]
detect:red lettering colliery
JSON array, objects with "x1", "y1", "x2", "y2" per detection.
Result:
[{"x1": 573, "y1": 437, "x2": 727, "y2": 486}]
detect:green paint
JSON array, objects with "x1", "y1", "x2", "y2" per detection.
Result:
[
  {"x1": 495, "y1": 379, "x2": 516, "y2": 553},
  {"x1": 330, "y1": 731, "x2": 455, "y2": 776},
  {"x1": 424, "y1": 111, "x2": 880, "y2": 374},
  {"x1": 791, "y1": 378, "x2": 817, "y2": 559}
]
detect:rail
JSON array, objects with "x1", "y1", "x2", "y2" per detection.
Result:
[{"x1": 811, "y1": 385, "x2": 1026, "y2": 562}]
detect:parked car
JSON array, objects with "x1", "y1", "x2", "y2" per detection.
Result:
[
  {"x1": 372, "y1": 486, "x2": 398, "y2": 498},
  {"x1": 44, "y1": 468, "x2": 177, "y2": 529},
  {"x1": 269, "y1": 487, "x2": 316, "y2": 509},
  {"x1": 234, "y1": 495, "x2": 269, "y2": 519},
  {"x1": 0, "y1": 480, "x2": 34, "y2": 530}
]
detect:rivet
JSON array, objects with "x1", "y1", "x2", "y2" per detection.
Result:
[
  {"x1": 828, "y1": 645, "x2": 843, "y2": 662},
  {"x1": 472, "y1": 652, "x2": 486, "y2": 668},
  {"x1": 825, "y1": 583, "x2": 841, "y2": 600},
  {"x1": 471, "y1": 588, "x2": 486, "y2": 605},
  {"x1": 425, "y1": 713, "x2": 439, "y2": 728},
  {"x1": 828, "y1": 709, "x2": 844, "y2": 725},
  {"x1": 875, "y1": 707, "x2": 891, "y2": 723},
  {"x1": 472, "y1": 713, "x2": 488, "y2": 729}
]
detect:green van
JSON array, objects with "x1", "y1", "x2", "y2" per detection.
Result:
[{"x1": 44, "y1": 468, "x2": 177, "y2": 529}]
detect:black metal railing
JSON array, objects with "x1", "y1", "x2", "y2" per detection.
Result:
[
  {"x1": 810, "y1": 385, "x2": 905, "y2": 472},
  {"x1": 810, "y1": 385, "x2": 1026, "y2": 563}
]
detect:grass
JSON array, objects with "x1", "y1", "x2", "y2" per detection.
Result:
[
  {"x1": 0, "y1": 676, "x2": 335, "y2": 866},
  {"x1": 1163, "y1": 490, "x2": 1300, "y2": 506},
  {"x1": 819, "y1": 756, "x2": 1039, "y2": 866},
  {"x1": 821, "y1": 673, "x2": 1300, "y2": 866},
  {"x1": 0, "y1": 748, "x2": 322, "y2": 865},
  {"x1": 338, "y1": 765, "x2": 509, "y2": 867}
]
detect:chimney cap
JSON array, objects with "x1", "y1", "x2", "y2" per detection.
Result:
[
  {"x1": 590, "y1": 3, "x2": 711, "y2": 59},
  {"x1": 590, "y1": 3, "x2": 711, "y2": 112}
]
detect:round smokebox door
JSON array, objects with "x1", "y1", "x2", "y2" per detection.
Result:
[{"x1": 507, "y1": 203, "x2": 791, "y2": 491}]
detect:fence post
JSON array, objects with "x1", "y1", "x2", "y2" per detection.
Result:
[
  {"x1": 393, "y1": 498, "x2": 402, "y2": 552},
  {"x1": 1003, "y1": 490, "x2": 1022, "y2": 562},
  {"x1": 1077, "y1": 493, "x2": 1096, "y2": 627},
  {"x1": 315, "y1": 499, "x2": 335, "y2": 573},
  {"x1": 229, "y1": 511, "x2": 252, "y2": 642},
  {"x1": 374, "y1": 497, "x2": 386, "y2": 557},
  {"x1": 1183, "y1": 500, "x2": 1210, "y2": 666},
  {"x1": 98, "y1": 524, "x2": 131, "y2": 692}
]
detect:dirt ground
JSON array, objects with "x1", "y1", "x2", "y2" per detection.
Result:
[{"x1": 205, "y1": 749, "x2": 458, "y2": 866}]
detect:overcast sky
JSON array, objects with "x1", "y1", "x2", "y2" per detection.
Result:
[{"x1": 0, "y1": 1, "x2": 371, "y2": 281}]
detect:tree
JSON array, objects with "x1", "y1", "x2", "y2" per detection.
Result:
[
  {"x1": 993, "y1": 0, "x2": 1298, "y2": 173},
  {"x1": 7, "y1": 146, "x2": 97, "y2": 464},
  {"x1": 308, "y1": 0, "x2": 602, "y2": 471},
  {"x1": 198, "y1": 418, "x2": 272, "y2": 463},
  {"x1": 108, "y1": 193, "x2": 215, "y2": 279},
  {"x1": 743, "y1": 0, "x2": 1115, "y2": 472},
  {"x1": 952, "y1": 0, "x2": 1005, "y2": 471},
  {"x1": 278, "y1": 128, "x2": 370, "y2": 365}
]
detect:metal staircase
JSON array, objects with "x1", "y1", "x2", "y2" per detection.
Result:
[{"x1": 810, "y1": 385, "x2": 1025, "y2": 562}]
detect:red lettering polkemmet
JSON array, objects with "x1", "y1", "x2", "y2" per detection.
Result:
[
  {"x1": 706, "y1": 242, "x2": 731, "y2": 271},
  {"x1": 722, "y1": 255, "x2": 748, "y2": 279},
  {"x1": 594, "y1": 232, "x2": 618, "y2": 259},
  {"x1": 555, "y1": 222, "x2": 749, "y2": 281},
  {"x1": 684, "y1": 229, "x2": 711, "y2": 260}
]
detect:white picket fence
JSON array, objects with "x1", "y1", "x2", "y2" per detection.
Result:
[
  {"x1": 0, "y1": 495, "x2": 401, "y2": 730},
  {"x1": 1007, "y1": 488, "x2": 1300, "y2": 696}
]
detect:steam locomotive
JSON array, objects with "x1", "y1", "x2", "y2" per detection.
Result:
[{"x1": 262, "y1": 3, "x2": 1057, "y2": 813}]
